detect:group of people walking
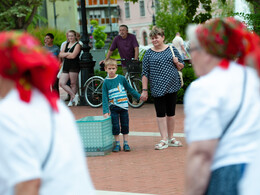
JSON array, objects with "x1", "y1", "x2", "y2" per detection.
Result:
[{"x1": 1, "y1": 17, "x2": 260, "y2": 194}]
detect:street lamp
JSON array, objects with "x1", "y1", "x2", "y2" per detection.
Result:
[
  {"x1": 79, "y1": 0, "x2": 96, "y2": 105},
  {"x1": 151, "y1": 0, "x2": 156, "y2": 26}
]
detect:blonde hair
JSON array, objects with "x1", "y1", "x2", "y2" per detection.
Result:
[
  {"x1": 149, "y1": 26, "x2": 164, "y2": 38},
  {"x1": 104, "y1": 58, "x2": 117, "y2": 68}
]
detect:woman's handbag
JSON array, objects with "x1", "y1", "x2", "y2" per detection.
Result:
[
  {"x1": 170, "y1": 46, "x2": 184, "y2": 87},
  {"x1": 57, "y1": 62, "x2": 63, "y2": 79}
]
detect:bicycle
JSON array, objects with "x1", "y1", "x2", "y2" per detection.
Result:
[{"x1": 83, "y1": 59, "x2": 144, "y2": 108}]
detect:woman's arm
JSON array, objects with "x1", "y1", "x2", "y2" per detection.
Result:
[
  {"x1": 15, "y1": 179, "x2": 41, "y2": 195},
  {"x1": 134, "y1": 47, "x2": 139, "y2": 60},
  {"x1": 58, "y1": 44, "x2": 69, "y2": 58},
  {"x1": 140, "y1": 75, "x2": 148, "y2": 101},
  {"x1": 66, "y1": 44, "x2": 81, "y2": 59},
  {"x1": 185, "y1": 140, "x2": 218, "y2": 195}
]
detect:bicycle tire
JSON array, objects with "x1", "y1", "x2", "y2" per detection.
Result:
[
  {"x1": 127, "y1": 78, "x2": 144, "y2": 108},
  {"x1": 84, "y1": 76, "x2": 104, "y2": 108}
]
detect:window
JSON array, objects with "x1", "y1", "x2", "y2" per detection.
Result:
[
  {"x1": 139, "y1": 0, "x2": 145, "y2": 16},
  {"x1": 125, "y1": 2, "x2": 130, "y2": 18}
]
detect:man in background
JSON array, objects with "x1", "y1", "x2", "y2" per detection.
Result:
[
  {"x1": 44, "y1": 33, "x2": 60, "y2": 96},
  {"x1": 100, "y1": 24, "x2": 139, "y2": 75},
  {"x1": 172, "y1": 32, "x2": 187, "y2": 60},
  {"x1": 44, "y1": 33, "x2": 60, "y2": 57}
]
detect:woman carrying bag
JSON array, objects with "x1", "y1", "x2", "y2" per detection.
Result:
[{"x1": 140, "y1": 26, "x2": 184, "y2": 150}]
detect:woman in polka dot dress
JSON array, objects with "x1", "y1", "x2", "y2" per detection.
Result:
[{"x1": 141, "y1": 26, "x2": 184, "y2": 150}]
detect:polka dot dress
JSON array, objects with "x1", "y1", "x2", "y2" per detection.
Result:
[{"x1": 142, "y1": 46, "x2": 183, "y2": 97}]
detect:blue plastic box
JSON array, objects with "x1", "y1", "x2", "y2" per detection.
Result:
[{"x1": 76, "y1": 116, "x2": 113, "y2": 156}]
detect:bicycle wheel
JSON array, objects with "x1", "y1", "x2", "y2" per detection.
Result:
[
  {"x1": 127, "y1": 78, "x2": 144, "y2": 108},
  {"x1": 84, "y1": 76, "x2": 104, "y2": 108}
]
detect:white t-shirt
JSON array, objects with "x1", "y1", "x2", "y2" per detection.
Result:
[
  {"x1": 0, "y1": 89, "x2": 95, "y2": 195},
  {"x1": 239, "y1": 141, "x2": 260, "y2": 195},
  {"x1": 60, "y1": 40, "x2": 67, "y2": 51},
  {"x1": 184, "y1": 62, "x2": 260, "y2": 171},
  {"x1": 172, "y1": 36, "x2": 184, "y2": 56}
]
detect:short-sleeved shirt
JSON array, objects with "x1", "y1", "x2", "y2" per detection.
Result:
[
  {"x1": 102, "y1": 74, "x2": 140, "y2": 114},
  {"x1": 110, "y1": 33, "x2": 139, "y2": 66},
  {"x1": 172, "y1": 36, "x2": 184, "y2": 56},
  {"x1": 142, "y1": 46, "x2": 183, "y2": 97},
  {"x1": 184, "y1": 63, "x2": 260, "y2": 171},
  {"x1": 44, "y1": 45, "x2": 60, "y2": 57},
  {"x1": 0, "y1": 89, "x2": 95, "y2": 195}
]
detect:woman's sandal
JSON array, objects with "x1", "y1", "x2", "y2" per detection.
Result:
[
  {"x1": 155, "y1": 140, "x2": 168, "y2": 150},
  {"x1": 168, "y1": 138, "x2": 182, "y2": 147}
]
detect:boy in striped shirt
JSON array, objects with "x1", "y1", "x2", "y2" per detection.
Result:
[{"x1": 102, "y1": 58, "x2": 141, "y2": 152}]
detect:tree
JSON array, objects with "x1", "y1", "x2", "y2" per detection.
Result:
[
  {"x1": 182, "y1": 0, "x2": 212, "y2": 24},
  {"x1": 90, "y1": 20, "x2": 107, "y2": 49},
  {"x1": 218, "y1": 0, "x2": 260, "y2": 35},
  {"x1": 155, "y1": 0, "x2": 213, "y2": 42},
  {"x1": 155, "y1": 0, "x2": 187, "y2": 43},
  {"x1": 243, "y1": 0, "x2": 260, "y2": 34},
  {"x1": 0, "y1": 0, "x2": 43, "y2": 30},
  {"x1": 212, "y1": 0, "x2": 234, "y2": 18}
]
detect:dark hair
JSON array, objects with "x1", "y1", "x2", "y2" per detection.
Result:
[
  {"x1": 45, "y1": 33, "x2": 54, "y2": 39},
  {"x1": 119, "y1": 25, "x2": 128, "y2": 31}
]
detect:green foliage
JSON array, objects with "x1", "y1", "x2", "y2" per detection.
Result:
[
  {"x1": 107, "y1": 39, "x2": 119, "y2": 57},
  {"x1": 218, "y1": 0, "x2": 260, "y2": 35},
  {"x1": 156, "y1": 0, "x2": 187, "y2": 42},
  {"x1": 212, "y1": 0, "x2": 235, "y2": 18},
  {"x1": 28, "y1": 27, "x2": 67, "y2": 48},
  {"x1": 182, "y1": 0, "x2": 200, "y2": 24},
  {"x1": 182, "y1": 0, "x2": 212, "y2": 24},
  {"x1": 177, "y1": 88, "x2": 185, "y2": 104},
  {"x1": 0, "y1": 0, "x2": 42, "y2": 30},
  {"x1": 90, "y1": 20, "x2": 107, "y2": 49},
  {"x1": 177, "y1": 64, "x2": 197, "y2": 103},
  {"x1": 239, "y1": 0, "x2": 260, "y2": 35},
  {"x1": 193, "y1": 0, "x2": 212, "y2": 23},
  {"x1": 139, "y1": 48, "x2": 147, "y2": 61}
]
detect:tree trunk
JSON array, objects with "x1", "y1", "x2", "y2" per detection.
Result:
[{"x1": 23, "y1": 5, "x2": 39, "y2": 30}]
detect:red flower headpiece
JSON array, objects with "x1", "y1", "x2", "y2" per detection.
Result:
[
  {"x1": 196, "y1": 17, "x2": 260, "y2": 70},
  {"x1": 0, "y1": 31, "x2": 60, "y2": 111}
]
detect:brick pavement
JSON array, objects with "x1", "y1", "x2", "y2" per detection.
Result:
[{"x1": 69, "y1": 103, "x2": 187, "y2": 195}]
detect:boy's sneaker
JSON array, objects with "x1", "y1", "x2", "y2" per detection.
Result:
[
  {"x1": 123, "y1": 144, "x2": 131, "y2": 152},
  {"x1": 112, "y1": 145, "x2": 121, "y2": 152}
]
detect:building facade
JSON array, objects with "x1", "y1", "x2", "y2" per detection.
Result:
[{"x1": 117, "y1": 0, "x2": 155, "y2": 46}]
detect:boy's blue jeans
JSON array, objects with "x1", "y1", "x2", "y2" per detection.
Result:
[{"x1": 109, "y1": 105, "x2": 129, "y2": 135}]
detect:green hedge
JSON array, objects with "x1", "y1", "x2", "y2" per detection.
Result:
[
  {"x1": 28, "y1": 27, "x2": 67, "y2": 48},
  {"x1": 177, "y1": 64, "x2": 197, "y2": 103}
]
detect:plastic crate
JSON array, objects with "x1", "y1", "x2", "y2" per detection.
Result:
[{"x1": 76, "y1": 116, "x2": 113, "y2": 156}]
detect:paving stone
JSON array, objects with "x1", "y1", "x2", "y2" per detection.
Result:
[{"x1": 68, "y1": 102, "x2": 186, "y2": 195}]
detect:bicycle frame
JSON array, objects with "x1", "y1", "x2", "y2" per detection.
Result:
[{"x1": 83, "y1": 59, "x2": 144, "y2": 108}]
